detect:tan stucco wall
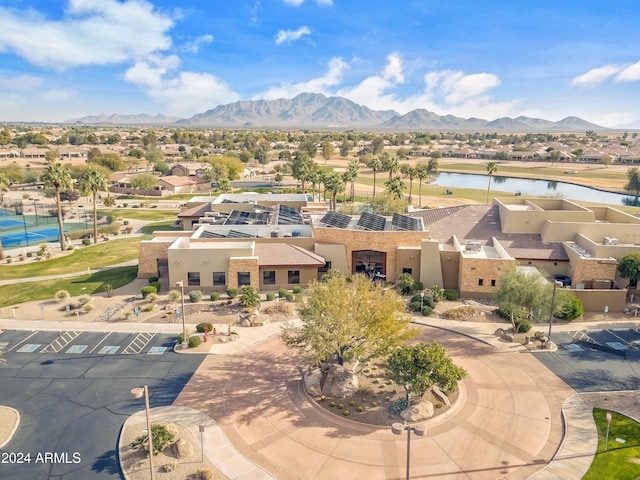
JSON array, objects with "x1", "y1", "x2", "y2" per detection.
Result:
[
  {"x1": 313, "y1": 227, "x2": 429, "y2": 282},
  {"x1": 458, "y1": 256, "x2": 515, "y2": 298},
  {"x1": 138, "y1": 235, "x2": 190, "y2": 278},
  {"x1": 419, "y1": 240, "x2": 444, "y2": 288},
  {"x1": 440, "y1": 250, "x2": 460, "y2": 290},
  {"x1": 258, "y1": 267, "x2": 318, "y2": 290},
  {"x1": 396, "y1": 247, "x2": 421, "y2": 281},
  {"x1": 228, "y1": 257, "x2": 259, "y2": 290},
  {"x1": 572, "y1": 289, "x2": 627, "y2": 313},
  {"x1": 314, "y1": 243, "x2": 348, "y2": 275}
]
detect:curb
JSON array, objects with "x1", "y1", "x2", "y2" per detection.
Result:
[{"x1": 0, "y1": 406, "x2": 20, "y2": 449}]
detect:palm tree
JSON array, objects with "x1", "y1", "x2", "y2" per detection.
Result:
[
  {"x1": 324, "y1": 172, "x2": 344, "y2": 211},
  {"x1": 416, "y1": 165, "x2": 428, "y2": 207},
  {"x1": 346, "y1": 159, "x2": 360, "y2": 202},
  {"x1": 79, "y1": 167, "x2": 108, "y2": 244},
  {"x1": 382, "y1": 155, "x2": 399, "y2": 180},
  {"x1": 401, "y1": 165, "x2": 416, "y2": 204},
  {"x1": 0, "y1": 172, "x2": 9, "y2": 260},
  {"x1": 486, "y1": 161, "x2": 498, "y2": 205},
  {"x1": 42, "y1": 163, "x2": 73, "y2": 251},
  {"x1": 385, "y1": 175, "x2": 407, "y2": 200},
  {"x1": 367, "y1": 156, "x2": 382, "y2": 200}
]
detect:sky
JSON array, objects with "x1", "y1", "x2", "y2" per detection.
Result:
[{"x1": 1, "y1": 0, "x2": 640, "y2": 126}]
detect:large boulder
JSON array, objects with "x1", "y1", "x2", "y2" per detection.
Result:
[
  {"x1": 303, "y1": 364, "x2": 359, "y2": 398},
  {"x1": 400, "y1": 401, "x2": 434, "y2": 422},
  {"x1": 171, "y1": 438, "x2": 194, "y2": 458}
]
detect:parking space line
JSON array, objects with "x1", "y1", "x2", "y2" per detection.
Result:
[
  {"x1": 6, "y1": 331, "x2": 39, "y2": 352},
  {"x1": 41, "y1": 331, "x2": 83, "y2": 353},
  {"x1": 89, "y1": 333, "x2": 113, "y2": 354},
  {"x1": 122, "y1": 333, "x2": 156, "y2": 355}
]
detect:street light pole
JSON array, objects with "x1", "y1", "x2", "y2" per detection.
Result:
[
  {"x1": 176, "y1": 281, "x2": 187, "y2": 348},
  {"x1": 547, "y1": 280, "x2": 562, "y2": 347},
  {"x1": 130, "y1": 385, "x2": 155, "y2": 480},
  {"x1": 420, "y1": 291, "x2": 425, "y2": 313},
  {"x1": 392, "y1": 422, "x2": 426, "y2": 480}
]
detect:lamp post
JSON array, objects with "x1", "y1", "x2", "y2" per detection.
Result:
[
  {"x1": 130, "y1": 385, "x2": 155, "y2": 480},
  {"x1": 420, "y1": 291, "x2": 425, "y2": 312},
  {"x1": 547, "y1": 280, "x2": 562, "y2": 347},
  {"x1": 176, "y1": 281, "x2": 187, "y2": 349},
  {"x1": 392, "y1": 422, "x2": 426, "y2": 480}
]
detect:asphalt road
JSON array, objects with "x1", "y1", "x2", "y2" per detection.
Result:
[
  {"x1": 0, "y1": 331, "x2": 205, "y2": 480},
  {"x1": 534, "y1": 330, "x2": 640, "y2": 392}
]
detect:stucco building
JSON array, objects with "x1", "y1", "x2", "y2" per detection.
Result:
[{"x1": 138, "y1": 194, "x2": 640, "y2": 313}]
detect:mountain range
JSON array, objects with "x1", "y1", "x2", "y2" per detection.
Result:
[{"x1": 66, "y1": 93, "x2": 609, "y2": 131}]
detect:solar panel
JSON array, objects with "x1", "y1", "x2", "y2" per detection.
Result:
[
  {"x1": 357, "y1": 211, "x2": 386, "y2": 231},
  {"x1": 392, "y1": 213, "x2": 423, "y2": 231},
  {"x1": 277, "y1": 204, "x2": 303, "y2": 225},
  {"x1": 227, "y1": 230, "x2": 256, "y2": 238},
  {"x1": 320, "y1": 211, "x2": 351, "y2": 229},
  {"x1": 224, "y1": 210, "x2": 251, "y2": 225},
  {"x1": 199, "y1": 230, "x2": 227, "y2": 238},
  {"x1": 248, "y1": 211, "x2": 272, "y2": 224}
]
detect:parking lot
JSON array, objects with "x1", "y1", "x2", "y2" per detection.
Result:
[
  {"x1": 535, "y1": 328, "x2": 640, "y2": 392},
  {"x1": 0, "y1": 329, "x2": 205, "y2": 480}
]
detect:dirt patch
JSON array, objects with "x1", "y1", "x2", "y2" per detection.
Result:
[
  {"x1": 120, "y1": 422, "x2": 228, "y2": 480},
  {"x1": 308, "y1": 359, "x2": 458, "y2": 427}
]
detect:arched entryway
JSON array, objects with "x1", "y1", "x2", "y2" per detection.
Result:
[{"x1": 352, "y1": 250, "x2": 386, "y2": 279}]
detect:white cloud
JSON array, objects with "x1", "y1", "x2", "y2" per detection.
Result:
[
  {"x1": 275, "y1": 26, "x2": 312, "y2": 45},
  {"x1": 183, "y1": 34, "x2": 213, "y2": 54},
  {"x1": 0, "y1": 75, "x2": 42, "y2": 91},
  {"x1": 124, "y1": 55, "x2": 240, "y2": 117},
  {"x1": 258, "y1": 57, "x2": 348, "y2": 99},
  {"x1": 0, "y1": 0, "x2": 173, "y2": 69},
  {"x1": 615, "y1": 60, "x2": 640, "y2": 82},
  {"x1": 599, "y1": 111, "x2": 636, "y2": 127},
  {"x1": 571, "y1": 65, "x2": 623, "y2": 88},
  {"x1": 39, "y1": 88, "x2": 76, "y2": 101},
  {"x1": 424, "y1": 70, "x2": 500, "y2": 104}
]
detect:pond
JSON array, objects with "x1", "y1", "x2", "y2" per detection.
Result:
[{"x1": 432, "y1": 172, "x2": 640, "y2": 206}]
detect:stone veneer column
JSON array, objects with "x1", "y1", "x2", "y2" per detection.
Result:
[{"x1": 228, "y1": 257, "x2": 260, "y2": 290}]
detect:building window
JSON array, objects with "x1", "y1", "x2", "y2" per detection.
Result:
[
  {"x1": 187, "y1": 272, "x2": 200, "y2": 286},
  {"x1": 478, "y1": 278, "x2": 484, "y2": 286},
  {"x1": 491, "y1": 279, "x2": 496, "y2": 287},
  {"x1": 402, "y1": 268, "x2": 412, "y2": 275},
  {"x1": 288, "y1": 270, "x2": 300, "y2": 284},
  {"x1": 237, "y1": 272, "x2": 251, "y2": 286},
  {"x1": 318, "y1": 261, "x2": 331, "y2": 273},
  {"x1": 213, "y1": 272, "x2": 226, "y2": 286},
  {"x1": 263, "y1": 270, "x2": 276, "y2": 285}
]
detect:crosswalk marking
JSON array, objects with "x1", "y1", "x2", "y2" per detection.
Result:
[
  {"x1": 122, "y1": 333, "x2": 156, "y2": 355},
  {"x1": 41, "y1": 331, "x2": 83, "y2": 353}
]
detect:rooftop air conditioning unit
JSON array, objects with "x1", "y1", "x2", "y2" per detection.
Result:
[
  {"x1": 271, "y1": 231, "x2": 280, "y2": 238},
  {"x1": 603, "y1": 236, "x2": 619, "y2": 245},
  {"x1": 465, "y1": 241, "x2": 482, "y2": 252}
]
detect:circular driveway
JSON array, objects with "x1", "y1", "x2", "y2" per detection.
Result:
[{"x1": 175, "y1": 326, "x2": 574, "y2": 480}]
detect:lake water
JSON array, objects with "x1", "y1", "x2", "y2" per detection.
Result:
[{"x1": 432, "y1": 172, "x2": 640, "y2": 206}]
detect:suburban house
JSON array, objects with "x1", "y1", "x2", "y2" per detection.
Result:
[{"x1": 138, "y1": 193, "x2": 640, "y2": 313}]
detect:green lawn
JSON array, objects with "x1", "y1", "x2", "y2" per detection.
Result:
[
  {"x1": 141, "y1": 220, "x2": 183, "y2": 235},
  {"x1": 0, "y1": 237, "x2": 141, "y2": 281},
  {"x1": 0, "y1": 266, "x2": 138, "y2": 308},
  {"x1": 582, "y1": 408, "x2": 640, "y2": 480},
  {"x1": 97, "y1": 209, "x2": 179, "y2": 221}
]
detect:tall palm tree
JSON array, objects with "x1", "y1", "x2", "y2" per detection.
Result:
[
  {"x1": 346, "y1": 159, "x2": 360, "y2": 202},
  {"x1": 42, "y1": 163, "x2": 73, "y2": 251},
  {"x1": 324, "y1": 172, "x2": 344, "y2": 211},
  {"x1": 385, "y1": 175, "x2": 407, "y2": 200},
  {"x1": 416, "y1": 165, "x2": 428, "y2": 208},
  {"x1": 79, "y1": 167, "x2": 108, "y2": 244},
  {"x1": 367, "y1": 156, "x2": 382, "y2": 199},
  {"x1": 486, "y1": 161, "x2": 498, "y2": 205},
  {"x1": 382, "y1": 155, "x2": 399, "y2": 181},
  {"x1": 401, "y1": 165, "x2": 416, "y2": 204},
  {"x1": 0, "y1": 172, "x2": 9, "y2": 260}
]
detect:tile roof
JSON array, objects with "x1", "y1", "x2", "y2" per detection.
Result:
[
  {"x1": 255, "y1": 243, "x2": 325, "y2": 267},
  {"x1": 160, "y1": 176, "x2": 207, "y2": 186},
  {"x1": 178, "y1": 203, "x2": 211, "y2": 218}
]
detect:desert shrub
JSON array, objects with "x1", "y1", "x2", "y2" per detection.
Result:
[
  {"x1": 534, "y1": 331, "x2": 545, "y2": 339},
  {"x1": 82, "y1": 238, "x2": 91, "y2": 246},
  {"x1": 395, "y1": 273, "x2": 417, "y2": 294},
  {"x1": 146, "y1": 292, "x2": 157, "y2": 302},
  {"x1": 357, "y1": 406, "x2": 364, "y2": 412},
  {"x1": 210, "y1": 291, "x2": 220, "y2": 301},
  {"x1": 422, "y1": 305, "x2": 434, "y2": 316},
  {"x1": 226, "y1": 299, "x2": 232, "y2": 305},
  {"x1": 226, "y1": 288, "x2": 238, "y2": 299},
  {"x1": 144, "y1": 304, "x2": 154, "y2": 312},
  {"x1": 444, "y1": 289, "x2": 459, "y2": 301},
  {"x1": 26, "y1": 251, "x2": 33, "y2": 258},
  {"x1": 329, "y1": 401, "x2": 336, "y2": 408},
  {"x1": 168, "y1": 290, "x2": 181, "y2": 302},
  {"x1": 442, "y1": 306, "x2": 478, "y2": 320},
  {"x1": 390, "y1": 398, "x2": 408, "y2": 414},
  {"x1": 130, "y1": 423, "x2": 175, "y2": 455},
  {"x1": 338, "y1": 404, "x2": 344, "y2": 409},
  {"x1": 196, "y1": 322, "x2": 213, "y2": 333},
  {"x1": 556, "y1": 294, "x2": 584, "y2": 320},
  {"x1": 239, "y1": 285, "x2": 260, "y2": 307},
  {"x1": 261, "y1": 302, "x2": 292, "y2": 316},
  {"x1": 77, "y1": 294, "x2": 91, "y2": 305},
  {"x1": 189, "y1": 290, "x2": 203, "y2": 303},
  {"x1": 343, "y1": 410, "x2": 350, "y2": 416},
  {"x1": 163, "y1": 461, "x2": 178, "y2": 472},
  {"x1": 320, "y1": 395, "x2": 326, "y2": 402},
  {"x1": 373, "y1": 401, "x2": 379, "y2": 407},
  {"x1": 123, "y1": 220, "x2": 129, "y2": 226},
  {"x1": 189, "y1": 335, "x2": 202, "y2": 348},
  {"x1": 266, "y1": 292, "x2": 275, "y2": 301},
  {"x1": 414, "y1": 281, "x2": 424, "y2": 291},
  {"x1": 349, "y1": 400, "x2": 356, "y2": 406},
  {"x1": 66, "y1": 245, "x2": 74, "y2": 250},
  {"x1": 103, "y1": 283, "x2": 113, "y2": 297},
  {"x1": 5, "y1": 258, "x2": 12, "y2": 264},
  {"x1": 409, "y1": 293, "x2": 435, "y2": 312},
  {"x1": 515, "y1": 318, "x2": 532, "y2": 333},
  {"x1": 292, "y1": 286, "x2": 302, "y2": 294},
  {"x1": 430, "y1": 284, "x2": 445, "y2": 302},
  {"x1": 286, "y1": 293, "x2": 294, "y2": 301},
  {"x1": 278, "y1": 288, "x2": 288, "y2": 298},
  {"x1": 141, "y1": 286, "x2": 156, "y2": 298},
  {"x1": 150, "y1": 281, "x2": 161, "y2": 293},
  {"x1": 123, "y1": 310, "x2": 132, "y2": 320},
  {"x1": 194, "y1": 468, "x2": 214, "y2": 480},
  {"x1": 148, "y1": 276, "x2": 159, "y2": 284},
  {"x1": 83, "y1": 303, "x2": 94, "y2": 313},
  {"x1": 55, "y1": 290, "x2": 70, "y2": 302}
]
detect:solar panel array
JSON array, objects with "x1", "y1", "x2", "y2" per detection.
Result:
[
  {"x1": 357, "y1": 211, "x2": 386, "y2": 231},
  {"x1": 278, "y1": 204, "x2": 303, "y2": 225},
  {"x1": 392, "y1": 213, "x2": 422, "y2": 231},
  {"x1": 227, "y1": 230, "x2": 257, "y2": 238},
  {"x1": 320, "y1": 211, "x2": 351, "y2": 229},
  {"x1": 248, "y1": 211, "x2": 271, "y2": 224},
  {"x1": 224, "y1": 210, "x2": 250, "y2": 225},
  {"x1": 199, "y1": 230, "x2": 227, "y2": 238}
]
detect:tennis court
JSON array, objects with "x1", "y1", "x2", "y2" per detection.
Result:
[
  {"x1": 0, "y1": 227, "x2": 62, "y2": 248},
  {"x1": 0, "y1": 218, "x2": 32, "y2": 229}
]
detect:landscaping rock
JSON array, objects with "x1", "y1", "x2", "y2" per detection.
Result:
[
  {"x1": 303, "y1": 368, "x2": 324, "y2": 396},
  {"x1": 171, "y1": 438, "x2": 194, "y2": 458},
  {"x1": 401, "y1": 401, "x2": 434, "y2": 421},
  {"x1": 303, "y1": 364, "x2": 359, "y2": 398},
  {"x1": 431, "y1": 386, "x2": 451, "y2": 407}
]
